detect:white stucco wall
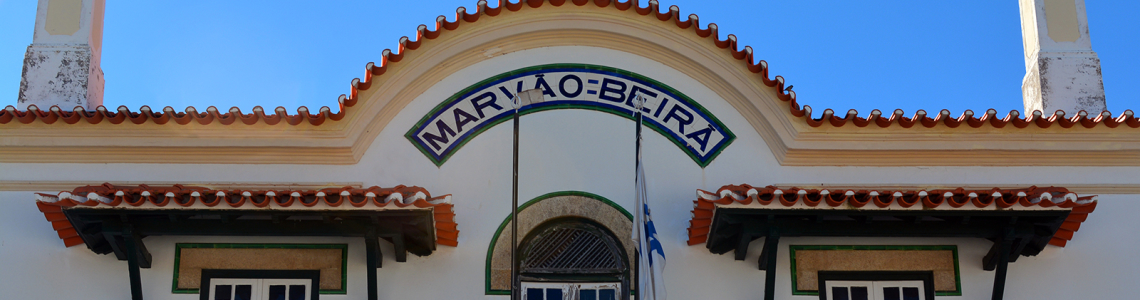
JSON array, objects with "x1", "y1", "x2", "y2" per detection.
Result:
[{"x1": 2, "y1": 46, "x2": 1138, "y2": 299}]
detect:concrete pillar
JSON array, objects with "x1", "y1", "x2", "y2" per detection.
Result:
[
  {"x1": 17, "y1": 0, "x2": 105, "y2": 110},
  {"x1": 1019, "y1": 0, "x2": 1106, "y2": 116}
]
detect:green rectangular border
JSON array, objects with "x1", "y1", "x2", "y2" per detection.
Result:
[
  {"x1": 788, "y1": 245, "x2": 962, "y2": 296},
  {"x1": 172, "y1": 243, "x2": 349, "y2": 295}
]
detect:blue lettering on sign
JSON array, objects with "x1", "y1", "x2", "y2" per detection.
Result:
[{"x1": 405, "y1": 64, "x2": 736, "y2": 167}]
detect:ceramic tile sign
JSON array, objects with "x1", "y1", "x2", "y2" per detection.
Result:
[{"x1": 406, "y1": 64, "x2": 735, "y2": 167}]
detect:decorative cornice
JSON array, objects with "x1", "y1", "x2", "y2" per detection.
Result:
[{"x1": 2, "y1": 0, "x2": 1139, "y2": 166}]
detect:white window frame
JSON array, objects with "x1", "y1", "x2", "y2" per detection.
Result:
[
  {"x1": 817, "y1": 271, "x2": 935, "y2": 300},
  {"x1": 873, "y1": 281, "x2": 927, "y2": 300},
  {"x1": 823, "y1": 280, "x2": 927, "y2": 300},
  {"x1": 521, "y1": 282, "x2": 622, "y2": 300},
  {"x1": 199, "y1": 269, "x2": 320, "y2": 300},
  {"x1": 208, "y1": 278, "x2": 312, "y2": 300},
  {"x1": 208, "y1": 278, "x2": 258, "y2": 300}
]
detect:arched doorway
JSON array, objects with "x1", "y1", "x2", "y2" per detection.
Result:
[{"x1": 517, "y1": 217, "x2": 630, "y2": 300}]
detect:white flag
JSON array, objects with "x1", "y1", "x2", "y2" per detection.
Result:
[{"x1": 633, "y1": 95, "x2": 666, "y2": 300}]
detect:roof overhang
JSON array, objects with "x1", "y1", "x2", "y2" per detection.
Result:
[
  {"x1": 686, "y1": 184, "x2": 1096, "y2": 300},
  {"x1": 36, "y1": 183, "x2": 458, "y2": 265},
  {"x1": 688, "y1": 185, "x2": 1095, "y2": 253},
  {"x1": 35, "y1": 183, "x2": 459, "y2": 300}
]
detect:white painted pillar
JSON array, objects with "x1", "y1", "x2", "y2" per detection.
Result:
[
  {"x1": 17, "y1": 0, "x2": 105, "y2": 110},
  {"x1": 1019, "y1": 0, "x2": 1106, "y2": 116}
]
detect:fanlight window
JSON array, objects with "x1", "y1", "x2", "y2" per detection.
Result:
[{"x1": 518, "y1": 218, "x2": 630, "y2": 300}]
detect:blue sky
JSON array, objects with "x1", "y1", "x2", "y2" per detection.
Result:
[{"x1": 1, "y1": 1, "x2": 1137, "y2": 117}]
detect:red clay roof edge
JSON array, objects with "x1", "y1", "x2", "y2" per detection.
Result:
[
  {"x1": 686, "y1": 184, "x2": 1096, "y2": 248},
  {"x1": 4, "y1": 0, "x2": 1136, "y2": 129},
  {"x1": 35, "y1": 183, "x2": 459, "y2": 248}
]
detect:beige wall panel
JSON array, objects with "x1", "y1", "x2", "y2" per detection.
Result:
[
  {"x1": 45, "y1": 0, "x2": 82, "y2": 35},
  {"x1": 795, "y1": 249, "x2": 957, "y2": 292},
  {"x1": 1044, "y1": 0, "x2": 1080, "y2": 42},
  {"x1": 177, "y1": 248, "x2": 344, "y2": 290}
]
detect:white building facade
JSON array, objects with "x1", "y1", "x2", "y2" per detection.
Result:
[{"x1": 1, "y1": 1, "x2": 1135, "y2": 300}]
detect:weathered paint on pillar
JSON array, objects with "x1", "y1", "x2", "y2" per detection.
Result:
[
  {"x1": 17, "y1": 0, "x2": 105, "y2": 110},
  {"x1": 1019, "y1": 0, "x2": 1106, "y2": 116}
]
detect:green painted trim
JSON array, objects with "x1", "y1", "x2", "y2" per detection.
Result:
[
  {"x1": 406, "y1": 63, "x2": 736, "y2": 168},
  {"x1": 171, "y1": 243, "x2": 349, "y2": 295},
  {"x1": 787, "y1": 245, "x2": 962, "y2": 296},
  {"x1": 485, "y1": 191, "x2": 634, "y2": 295}
]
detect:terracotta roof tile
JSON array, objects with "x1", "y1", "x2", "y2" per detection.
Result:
[
  {"x1": 686, "y1": 184, "x2": 1096, "y2": 247},
  {"x1": 1, "y1": 103, "x2": 347, "y2": 126},
  {"x1": 35, "y1": 183, "x2": 458, "y2": 247},
  {"x1": 4, "y1": 0, "x2": 1133, "y2": 129},
  {"x1": 801, "y1": 108, "x2": 1140, "y2": 129}
]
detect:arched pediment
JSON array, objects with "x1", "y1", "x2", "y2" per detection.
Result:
[{"x1": 6, "y1": 0, "x2": 1140, "y2": 166}]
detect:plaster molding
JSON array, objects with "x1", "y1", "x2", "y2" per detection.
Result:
[{"x1": 3, "y1": 4, "x2": 1139, "y2": 166}]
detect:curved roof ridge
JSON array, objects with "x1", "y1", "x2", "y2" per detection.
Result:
[{"x1": 4, "y1": 0, "x2": 1137, "y2": 129}]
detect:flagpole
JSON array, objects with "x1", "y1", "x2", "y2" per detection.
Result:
[
  {"x1": 511, "y1": 93, "x2": 520, "y2": 300},
  {"x1": 634, "y1": 94, "x2": 645, "y2": 300},
  {"x1": 507, "y1": 89, "x2": 544, "y2": 300},
  {"x1": 638, "y1": 95, "x2": 647, "y2": 300},
  {"x1": 634, "y1": 94, "x2": 665, "y2": 300}
]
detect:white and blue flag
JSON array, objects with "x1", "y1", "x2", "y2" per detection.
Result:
[{"x1": 633, "y1": 95, "x2": 666, "y2": 300}]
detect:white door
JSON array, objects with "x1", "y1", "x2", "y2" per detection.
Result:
[
  {"x1": 520, "y1": 282, "x2": 621, "y2": 300},
  {"x1": 209, "y1": 278, "x2": 313, "y2": 300}
]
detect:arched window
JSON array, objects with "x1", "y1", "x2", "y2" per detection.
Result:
[{"x1": 518, "y1": 217, "x2": 630, "y2": 300}]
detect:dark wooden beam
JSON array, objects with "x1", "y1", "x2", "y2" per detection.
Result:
[
  {"x1": 734, "y1": 233, "x2": 751, "y2": 261},
  {"x1": 706, "y1": 208, "x2": 1068, "y2": 258},
  {"x1": 365, "y1": 235, "x2": 380, "y2": 300},
  {"x1": 390, "y1": 233, "x2": 408, "y2": 262},
  {"x1": 118, "y1": 219, "x2": 399, "y2": 237},
  {"x1": 101, "y1": 220, "x2": 151, "y2": 268},
  {"x1": 735, "y1": 219, "x2": 760, "y2": 261},
  {"x1": 62, "y1": 208, "x2": 444, "y2": 272},
  {"x1": 991, "y1": 228, "x2": 1014, "y2": 300},
  {"x1": 757, "y1": 235, "x2": 774, "y2": 271},
  {"x1": 129, "y1": 232, "x2": 152, "y2": 269},
  {"x1": 101, "y1": 230, "x2": 127, "y2": 261},
  {"x1": 984, "y1": 227, "x2": 1032, "y2": 270},
  {"x1": 983, "y1": 241, "x2": 1001, "y2": 271},
  {"x1": 1008, "y1": 237, "x2": 1029, "y2": 263},
  {"x1": 762, "y1": 230, "x2": 780, "y2": 300},
  {"x1": 123, "y1": 225, "x2": 144, "y2": 300}
]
